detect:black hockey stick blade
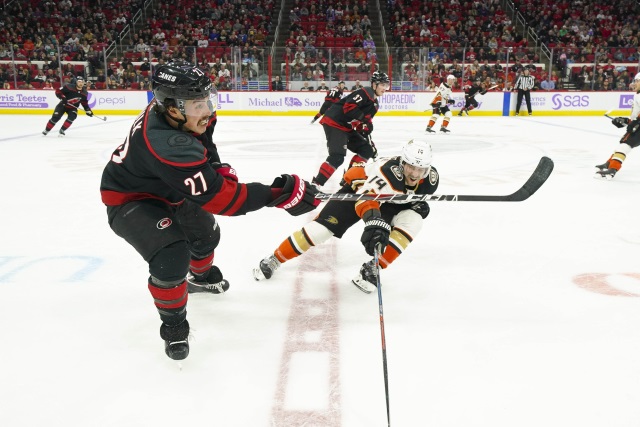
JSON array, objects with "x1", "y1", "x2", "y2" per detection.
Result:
[{"x1": 315, "y1": 156, "x2": 554, "y2": 203}]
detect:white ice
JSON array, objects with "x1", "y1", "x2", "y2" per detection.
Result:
[{"x1": 1, "y1": 113, "x2": 639, "y2": 427}]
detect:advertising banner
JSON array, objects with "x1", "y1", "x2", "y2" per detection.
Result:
[
  {"x1": 0, "y1": 90, "x2": 149, "y2": 114},
  {"x1": 0, "y1": 90, "x2": 634, "y2": 116},
  {"x1": 509, "y1": 91, "x2": 632, "y2": 116}
]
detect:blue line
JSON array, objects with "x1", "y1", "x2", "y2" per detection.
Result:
[{"x1": 502, "y1": 92, "x2": 511, "y2": 116}]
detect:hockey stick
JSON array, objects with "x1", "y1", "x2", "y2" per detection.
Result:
[
  {"x1": 65, "y1": 103, "x2": 108, "y2": 121},
  {"x1": 604, "y1": 109, "x2": 614, "y2": 120},
  {"x1": 374, "y1": 247, "x2": 391, "y2": 427},
  {"x1": 315, "y1": 156, "x2": 554, "y2": 203}
]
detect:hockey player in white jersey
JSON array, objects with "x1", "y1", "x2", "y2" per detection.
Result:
[
  {"x1": 426, "y1": 74, "x2": 457, "y2": 133},
  {"x1": 595, "y1": 72, "x2": 640, "y2": 179},
  {"x1": 253, "y1": 139, "x2": 440, "y2": 293}
]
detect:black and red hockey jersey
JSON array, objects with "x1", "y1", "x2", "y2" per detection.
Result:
[
  {"x1": 55, "y1": 83, "x2": 90, "y2": 111},
  {"x1": 320, "y1": 86, "x2": 379, "y2": 131},
  {"x1": 318, "y1": 85, "x2": 344, "y2": 115},
  {"x1": 100, "y1": 102, "x2": 273, "y2": 216}
]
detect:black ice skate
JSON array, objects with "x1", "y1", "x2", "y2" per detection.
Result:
[
  {"x1": 253, "y1": 254, "x2": 281, "y2": 281},
  {"x1": 351, "y1": 259, "x2": 378, "y2": 294},
  {"x1": 425, "y1": 127, "x2": 436, "y2": 133},
  {"x1": 440, "y1": 127, "x2": 451, "y2": 133},
  {"x1": 42, "y1": 129, "x2": 49, "y2": 136},
  {"x1": 594, "y1": 168, "x2": 617, "y2": 180},
  {"x1": 58, "y1": 129, "x2": 66, "y2": 137},
  {"x1": 160, "y1": 320, "x2": 190, "y2": 360},
  {"x1": 186, "y1": 265, "x2": 229, "y2": 294},
  {"x1": 595, "y1": 161, "x2": 610, "y2": 171}
]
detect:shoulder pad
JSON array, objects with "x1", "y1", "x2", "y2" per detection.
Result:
[{"x1": 146, "y1": 115, "x2": 206, "y2": 165}]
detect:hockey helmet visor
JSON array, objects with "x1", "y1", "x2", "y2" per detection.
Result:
[{"x1": 182, "y1": 95, "x2": 216, "y2": 117}]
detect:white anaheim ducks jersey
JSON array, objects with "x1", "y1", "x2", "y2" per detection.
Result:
[
  {"x1": 630, "y1": 90, "x2": 640, "y2": 120},
  {"x1": 430, "y1": 83, "x2": 453, "y2": 107},
  {"x1": 346, "y1": 156, "x2": 439, "y2": 205}
]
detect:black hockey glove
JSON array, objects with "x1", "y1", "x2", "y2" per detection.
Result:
[
  {"x1": 627, "y1": 118, "x2": 640, "y2": 134},
  {"x1": 268, "y1": 174, "x2": 320, "y2": 216},
  {"x1": 447, "y1": 99, "x2": 456, "y2": 105},
  {"x1": 211, "y1": 162, "x2": 238, "y2": 182},
  {"x1": 85, "y1": 109, "x2": 93, "y2": 117},
  {"x1": 410, "y1": 202, "x2": 430, "y2": 219},
  {"x1": 360, "y1": 210, "x2": 391, "y2": 256},
  {"x1": 612, "y1": 117, "x2": 629, "y2": 128}
]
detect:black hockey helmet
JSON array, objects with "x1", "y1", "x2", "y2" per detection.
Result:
[
  {"x1": 152, "y1": 59, "x2": 214, "y2": 112},
  {"x1": 371, "y1": 71, "x2": 390, "y2": 85}
]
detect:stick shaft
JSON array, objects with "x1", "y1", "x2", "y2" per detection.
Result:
[{"x1": 316, "y1": 157, "x2": 554, "y2": 203}]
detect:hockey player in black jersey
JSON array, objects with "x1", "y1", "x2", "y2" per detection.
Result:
[
  {"x1": 42, "y1": 76, "x2": 93, "y2": 136},
  {"x1": 458, "y1": 80, "x2": 487, "y2": 116},
  {"x1": 311, "y1": 81, "x2": 345, "y2": 124},
  {"x1": 311, "y1": 71, "x2": 390, "y2": 187},
  {"x1": 100, "y1": 60, "x2": 320, "y2": 360},
  {"x1": 254, "y1": 139, "x2": 439, "y2": 294}
]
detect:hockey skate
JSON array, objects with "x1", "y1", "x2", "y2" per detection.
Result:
[
  {"x1": 457, "y1": 111, "x2": 463, "y2": 117},
  {"x1": 351, "y1": 259, "x2": 377, "y2": 294},
  {"x1": 253, "y1": 254, "x2": 281, "y2": 280},
  {"x1": 160, "y1": 320, "x2": 190, "y2": 360},
  {"x1": 58, "y1": 129, "x2": 66, "y2": 137},
  {"x1": 594, "y1": 168, "x2": 617, "y2": 180},
  {"x1": 186, "y1": 265, "x2": 229, "y2": 294},
  {"x1": 425, "y1": 127, "x2": 436, "y2": 133},
  {"x1": 595, "y1": 161, "x2": 610, "y2": 171},
  {"x1": 42, "y1": 129, "x2": 49, "y2": 136},
  {"x1": 440, "y1": 127, "x2": 451, "y2": 133}
]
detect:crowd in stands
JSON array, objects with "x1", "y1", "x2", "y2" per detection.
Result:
[
  {"x1": 0, "y1": 0, "x2": 146, "y2": 88},
  {"x1": 1, "y1": 0, "x2": 639, "y2": 92},
  {"x1": 281, "y1": 0, "x2": 379, "y2": 83},
  {"x1": 512, "y1": 0, "x2": 640, "y2": 89}
]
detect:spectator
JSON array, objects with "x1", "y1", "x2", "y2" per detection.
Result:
[
  {"x1": 540, "y1": 77, "x2": 555, "y2": 91},
  {"x1": 272, "y1": 75, "x2": 284, "y2": 91},
  {"x1": 351, "y1": 79, "x2": 364, "y2": 90},
  {"x1": 317, "y1": 81, "x2": 330, "y2": 91},
  {"x1": 140, "y1": 57, "x2": 151, "y2": 72},
  {"x1": 300, "y1": 81, "x2": 314, "y2": 91}
]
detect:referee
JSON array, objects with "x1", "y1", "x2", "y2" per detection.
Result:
[{"x1": 513, "y1": 68, "x2": 535, "y2": 115}]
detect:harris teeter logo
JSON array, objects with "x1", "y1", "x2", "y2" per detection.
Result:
[{"x1": 0, "y1": 92, "x2": 50, "y2": 108}]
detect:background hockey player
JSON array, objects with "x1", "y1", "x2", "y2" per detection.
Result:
[
  {"x1": 426, "y1": 74, "x2": 456, "y2": 133},
  {"x1": 311, "y1": 72, "x2": 390, "y2": 187},
  {"x1": 311, "y1": 81, "x2": 345, "y2": 124},
  {"x1": 100, "y1": 60, "x2": 320, "y2": 360},
  {"x1": 254, "y1": 139, "x2": 439, "y2": 294},
  {"x1": 458, "y1": 79, "x2": 488, "y2": 116},
  {"x1": 595, "y1": 72, "x2": 640, "y2": 179},
  {"x1": 42, "y1": 76, "x2": 93, "y2": 136}
]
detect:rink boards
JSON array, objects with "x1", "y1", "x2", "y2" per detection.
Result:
[{"x1": 0, "y1": 89, "x2": 633, "y2": 117}]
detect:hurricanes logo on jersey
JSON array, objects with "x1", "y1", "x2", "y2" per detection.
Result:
[
  {"x1": 326, "y1": 216, "x2": 339, "y2": 225},
  {"x1": 157, "y1": 218, "x2": 173, "y2": 229}
]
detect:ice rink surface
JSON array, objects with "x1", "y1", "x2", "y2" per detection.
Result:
[{"x1": 1, "y1": 112, "x2": 639, "y2": 427}]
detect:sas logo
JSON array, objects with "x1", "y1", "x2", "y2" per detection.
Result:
[
  {"x1": 551, "y1": 94, "x2": 589, "y2": 110},
  {"x1": 284, "y1": 97, "x2": 302, "y2": 107},
  {"x1": 158, "y1": 72, "x2": 177, "y2": 82}
]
